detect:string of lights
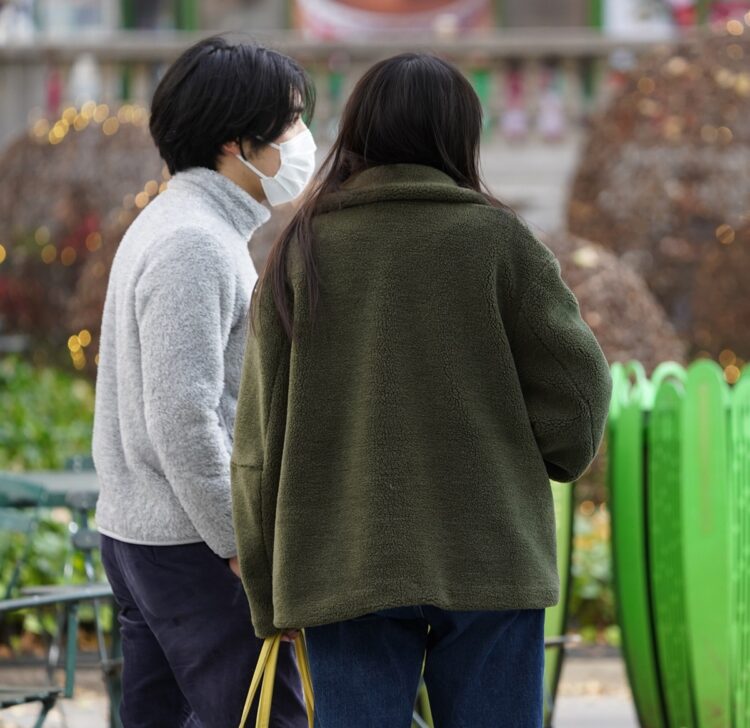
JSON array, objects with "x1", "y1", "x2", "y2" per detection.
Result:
[{"x1": 0, "y1": 98, "x2": 165, "y2": 371}]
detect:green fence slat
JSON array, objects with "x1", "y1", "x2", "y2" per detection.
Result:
[
  {"x1": 682, "y1": 361, "x2": 732, "y2": 728},
  {"x1": 731, "y1": 372, "x2": 750, "y2": 728},
  {"x1": 651, "y1": 361, "x2": 687, "y2": 390},
  {"x1": 610, "y1": 389, "x2": 666, "y2": 728},
  {"x1": 543, "y1": 481, "x2": 574, "y2": 727},
  {"x1": 609, "y1": 362, "x2": 629, "y2": 422},
  {"x1": 624, "y1": 360, "x2": 656, "y2": 409},
  {"x1": 649, "y1": 378, "x2": 695, "y2": 728}
]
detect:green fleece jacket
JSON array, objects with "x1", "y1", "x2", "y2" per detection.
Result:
[{"x1": 231, "y1": 164, "x2": 611, "y2": 638}]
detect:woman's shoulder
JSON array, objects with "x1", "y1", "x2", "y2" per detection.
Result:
[
  {"x1": 457, "y1": 202, "x2": 551, "y2": 258},
  {"x1": 310, "y1": 181, "x2": 555, "y2": 276}
]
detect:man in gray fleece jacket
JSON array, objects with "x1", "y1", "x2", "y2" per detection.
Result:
[{"x1": 92, "y1": 35, "x2": 315, "y2": 727}]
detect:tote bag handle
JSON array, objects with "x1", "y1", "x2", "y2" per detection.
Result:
[{"x1": 239, "y1": 632, "x2": 315, "y2": 728}]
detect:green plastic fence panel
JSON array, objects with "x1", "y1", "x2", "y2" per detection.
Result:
[
  {"x1": 682, "y1": 361, "x2": 731, "y2": 728},
  {"x1": 624, "y1": 360, "x2": 656, "y2": 409},
  {"x1": 649, "y1": 378, "x2": 696, "y2": 728},
  {"x1": 651, "y1": 361, "x2": 687, "y2": 390},
  {"x1": 609, "y1": 362, "x2": 629, "y2": 422},
  {"x1": 623, "y1": 360, "x2": 648, "y2": 388},
  {"x1": 543, "y1": 481, "x2": 574, "y2": 728},
  {"x1": 731, "y1": 372, "x2": 750, "y2": 728},
  {"x1": 611, "y1": 389, "x2": 666, "y2": 728}
]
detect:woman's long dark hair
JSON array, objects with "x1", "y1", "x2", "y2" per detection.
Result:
[{"x1": 258, "y1": 52, "x2": 506, "y2": 338}]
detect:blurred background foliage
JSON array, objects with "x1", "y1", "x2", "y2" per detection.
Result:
[{"x1": 0, "y1": 356, "x2": 94, "y2": 470}]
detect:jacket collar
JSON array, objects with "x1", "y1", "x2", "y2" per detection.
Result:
[
  {"x1": 317, "y1": 164, "x2": 490, "y2": 214},
  {"x1": 167, "y1": 167, "x2": 271, "y2": 239}
]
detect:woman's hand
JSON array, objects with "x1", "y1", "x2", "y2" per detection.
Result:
[
  {"x1": 281, "y1": 629, "x2": 300, "y2": 643},
  {"x1": 228, "y1": 557, "x2": 297, "y2": 641}
]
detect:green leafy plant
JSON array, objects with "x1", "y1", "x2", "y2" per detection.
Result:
[
  {"x1": 0, "y1": 511, "x2": 111, "y2": 646},
  {"x1": 570, "y1": 504, "x2": 617, "y2": 642},
  {"x1": 0, "y1": 356, "x2": 101, "y2": 644},
  {"x1": 0, "y1": 515, "x2": 69, "y2": 589},
  {"x1": 0, "y1": 356, "x2": 94, "y2": 470}
]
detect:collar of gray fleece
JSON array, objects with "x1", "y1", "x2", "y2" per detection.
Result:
[{"x1": 167, "y1": 166, "x2": 272, "y2": 239}]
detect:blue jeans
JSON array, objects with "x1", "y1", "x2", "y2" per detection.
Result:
[
  {"x1": 101, "y1": 535, "x2": 306, "y2": 728},
  {"x1": 305, "y1": 606, "x2": 545, "y2": 728}
]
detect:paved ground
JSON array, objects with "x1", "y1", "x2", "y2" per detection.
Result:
[
  {"x1": 555, "y1": 651, "x2": 639, "y2": 728},
  {"x1": 0, "y1": 649, "x2": 639, "y2": 727},
  {"x1": 556, "y1": 696, "x2": 639, "y2": 728}
]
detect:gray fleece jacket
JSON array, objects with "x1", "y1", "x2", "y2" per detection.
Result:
[{"x1": 93, "y1": 167, "x2": 270, "y2": 558}]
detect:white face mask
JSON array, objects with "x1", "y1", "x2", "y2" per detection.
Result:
[{"x1": 236, "y1": 128, "x2": 317, "y2": 207}]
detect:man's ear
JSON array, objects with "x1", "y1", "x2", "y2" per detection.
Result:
[{"x1": 222, "y1": 140, "x2": 241, "y2": 157}]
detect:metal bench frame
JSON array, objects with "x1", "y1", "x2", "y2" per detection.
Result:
[{"x1": 0, "y1": 585, "x2": 117, "y2": 728}]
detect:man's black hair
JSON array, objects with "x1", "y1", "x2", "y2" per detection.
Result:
[{"x1": 150, "y1": 34, "x2": 315, "y2": 174}]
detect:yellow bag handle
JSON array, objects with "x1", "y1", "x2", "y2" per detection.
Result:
[
  {"x1": 294, "y1": 633, "x2": 315, "y2": 726},
  {"x1": 239, "y1": 632, "x2": 315, "y2": 728}
]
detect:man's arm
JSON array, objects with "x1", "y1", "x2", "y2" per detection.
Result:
[{"x1": 135, "y1": 231, "x2": 238, "y2": 558}]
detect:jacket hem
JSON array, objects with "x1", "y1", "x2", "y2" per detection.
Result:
[
  {"x1": 263, "y1": 584, "x2": 560, "y2": 637},
  {"x1": 97, "y1": 526, "x2": 205, "y2": 548}
]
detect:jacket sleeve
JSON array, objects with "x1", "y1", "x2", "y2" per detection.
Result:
[
  {"x1": 509, "y1": 241, "x2": 612, "y2": 483},
  {"x1": 135, "y1": 231, "x2": 237, "y2": 558},
  {"x1": 231, "y1": 281, "x2": 290, "y2": 638}
]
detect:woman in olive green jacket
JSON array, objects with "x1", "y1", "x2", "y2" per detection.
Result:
[{"x1": 232, "y1": 53, "x2": 611, "y2": 727}]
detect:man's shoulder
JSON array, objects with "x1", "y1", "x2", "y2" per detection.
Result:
[
  {"x1": 123, "y1": 195, "x2": 230, "y2": 267},
  {"x1": 112, "y1": 210, "x2": 236, "y2": 308}
]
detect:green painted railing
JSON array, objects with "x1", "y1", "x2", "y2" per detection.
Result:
[
  {"x1": 608, "y1": 360, "x2": 750, "y2": 728},
  {"x1": 543, "y1": 481, "x2": 575, "y2": 727}
]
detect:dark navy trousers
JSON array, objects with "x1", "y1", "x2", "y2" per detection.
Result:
[
  {"x1": 101, "y1": 535, "x2": 306, "y2": 728},
  {"x1": 305, "y1": 606, "x2": 545, "y2": 728}
]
